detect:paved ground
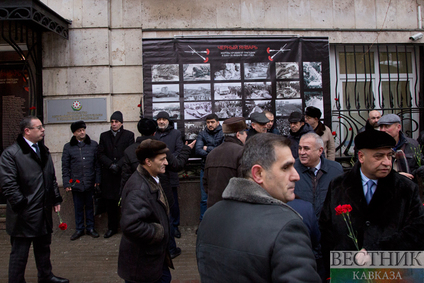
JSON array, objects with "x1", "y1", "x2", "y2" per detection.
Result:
[{"x1": 0, "y1": 226, "x2": 200, "y2": 283}]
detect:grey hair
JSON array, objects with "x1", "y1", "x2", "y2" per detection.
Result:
[
  {"x1": 300, "y1": 132, "x2": 324, "y2": 149},
  {"x1": 241, "y1": 133, "x2": 291, "y2": 178}
]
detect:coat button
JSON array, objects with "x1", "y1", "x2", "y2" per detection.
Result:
[{"x1": 365, "y1": 221, "x2": 371, "y2": 226}]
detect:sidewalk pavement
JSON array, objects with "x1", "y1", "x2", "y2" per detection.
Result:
[{"x1": 0, "y1": 226, "x2": 200, "y2": 283}]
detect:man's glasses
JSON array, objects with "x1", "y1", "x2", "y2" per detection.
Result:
[{"x1": 29, "y1": 125, "x2": 44, "y2": 130}]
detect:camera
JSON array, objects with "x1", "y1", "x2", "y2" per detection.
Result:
[{"x1": 409, "y1": 33, "x2": 423, "y2": 41}]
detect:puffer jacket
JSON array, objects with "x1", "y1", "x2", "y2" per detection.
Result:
[
  {"x1": 0, "y1": 135, "x2": 62, "y2": 237},
  {"x1": 62, "y1": 135, "x2": 101, "y2": 192},
  {"x1": 197, "y1": 178, "x2": 321, "y2": 282},
  {"x1": 195, "y1": 125, "x2": 224, "y2": 169}
]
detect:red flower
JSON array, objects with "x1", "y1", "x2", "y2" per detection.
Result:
[
  {"x1": 137, "y1": 104, "x2": 141, "y2": 107},
  {"x1": 334, "y1": 98, "x2": 339, "y2": 101},
  {"x1": 335, "y1": 205, "x2": 344, "y2": 215},
  {"x1": 337, "y1": 116, "x2": 341, "y2": 119},
  {"x1": 59, "y1": 222, "x2": 67, "y2": 230},
  {"x1": 335, "y1": 204, "x2": 352, "y2": 215},
  {"x1": 332, "y1": 131, "x2": 336, "y2": 136},
  {"x1": 349, "y1": 127, "x2": 352, "y2": 131},
  {"x1": 29, "y1": 106, "x2": 36, "y2": 110},
  {"x1": 76, "y1": 179, "x2": 80, "y2": 183},
  {"x1": 69, "y1": 179, "x2": 73, "y2": 183}
]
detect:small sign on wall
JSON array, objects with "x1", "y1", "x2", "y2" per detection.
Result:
[{"x1": 46, "y1": 98, "x2": 107, "y2": 123}]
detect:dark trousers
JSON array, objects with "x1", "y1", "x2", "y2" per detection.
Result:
[
  {"x1": 105, "y1": 198, "x2": 120, "y2": 231},
  {"x1": 72, "y1": 189, "x2": 94, "y2": 231},
  {"x1": 199, "y1": 169, "x2": 207, "y2": 221},
  {"x1": 170, "y1": 187, "x2": 180, "y2": 229},
  {"x1": 9, "y1": 234, "x2": 53, "y2": 283},
  {"x1": 125, "y1": 262, "x2": 171, "y2": 283}
]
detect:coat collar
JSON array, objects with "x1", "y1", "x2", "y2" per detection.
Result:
[
  {"x1": 17, "y1": 134, "x2": 48, "y2": 166},
  {"x1": 69, "y1": 134, "x2": 92, "y2": 146},
  {"x1": 223, "y1": 135, "x2": 243, "y2": 146},
  {"x1": 296, "y1": 155, "x2": 329, "y2": 174},
  {"x1": 136, "y1": 164, "x2": 169, "y2": 214},
  {"x1": 222, "y1": 178, "x2": 302, "y2": 218}
]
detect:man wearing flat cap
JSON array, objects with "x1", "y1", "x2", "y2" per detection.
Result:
[
  {"x1": 288, "y1": 111, "x2": 314, "y2": 159},
  {"x1": 377, "y1": 113, "x2": 423, "y2": 179},
  {"x1": 118, "y1": 139, "x2": 174, "y2": 283},
  {"x1": 203, "y1": 117, "x2": 247, "y2": 208},
  {"x1": 246, "y1": 112, "x2": 269, "y2": 140},
  {"x1": 319, "y1": 129, "x2": 424, "y2": 279},
  {"x1": 62, "y1": 120, "x2": 101, "y2": 240},
  {"x1": 98, "y1": 111, "x2": 134, "y2": 238},
  {"x1": 304, "y1": 106, "x2": 335, "y2": 161}
]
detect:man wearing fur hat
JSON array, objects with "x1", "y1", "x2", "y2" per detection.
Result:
[
  {"x1": 118, "y1": 139, "x2": 174, "y2": 283},
  {"x1": 197, "y1": 134, "x2": 321, "y2": 282},
  {"x1": 319, "y1": 129, "x2": 424, "y2": 279},
  {"x1": 203, "y1": 117, "x2": 247, "y2": 208},
  {"x1": 98, "y1": 111, "x2": 134, "y2": 238},
  {"x1": 62, "y1": 120, "x2": 101, "y2": 240}
]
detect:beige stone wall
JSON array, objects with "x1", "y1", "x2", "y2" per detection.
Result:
[{"x1": 40, "y1": 0, "x2": 424, "y2": 184}]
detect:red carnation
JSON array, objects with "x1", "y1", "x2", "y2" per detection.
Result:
[
  {"x1": 59, "y1": 222, "x2": 68, "y2": 230},
  {"x1": 29, "y1": 106, "x2": 36, "y2": 110},
  {"x1": 332, "y1": 131, "x2": 336, "y2": 136},
  {"x1": 337, "y1": 116, "x2": 341, "y2": 119},
  {"x1": 69, "y1": 179, "x2": 73, "y2": 183},
  {"x1": 349, "y1": 127, "x2": 352, "y2": 131},
  {"x1": 137, "y1": 104, "x2": 141, "y2": 107},
  {"x1": 76, "y1": 179, "x2": 80, "y2": 183},
  {"x1": 334, "y1": 98, "x2": 339, "y2": 101}
]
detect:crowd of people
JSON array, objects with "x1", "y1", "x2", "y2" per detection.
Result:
[{"x1": 1, "y1": 107, "x2": 424, "y2": 283}]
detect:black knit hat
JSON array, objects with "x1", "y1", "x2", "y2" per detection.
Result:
[
  {"x1": 136, "y1": 139, "x2": 169, "y2": 163},
  {"x1": 305, "y1": 106, "x2": 321, "y2": 119},
  {"x1": 156, "y1": 111, "x2": 170, "y2": 121},
  {"x1": 110, "y1": 111, "x2": 123, "y2": 123},
  {"x1": 354, "y1": 130, "x2": 396, "y2": 150},
  {"x1": 70, "y1": 120, "x2": 86, "y2": 133},
  {"x1": 137, "y1": 118, "x2": 157, "y2": 136},
  {"x1": 288, "y1": 111, "x2": 304, "y2": 123}
]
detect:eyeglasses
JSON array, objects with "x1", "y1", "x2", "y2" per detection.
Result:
[{"x1": 28, "y1": 125, "x2": 44, "y2": 130}]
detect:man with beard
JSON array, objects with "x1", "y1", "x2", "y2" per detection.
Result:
[
  {"x1": 287, "y1": 111, "x2": 314, "y2": 159},
  {"x1": 62, "y1": 120, "x2": 101, "y2": 241},
  {"x1": 98, "y1": 111, "x2": 134, "y2": 238},
  {"x1": 118, "y1": 139, "x2": 174, "y2": 283},
  {"x1": 154, "y1": 111, "x2": 184, "y2": 258},
  {"x1": 320, "y1": 129, "x2": 424, "y2": 278},
  {"x1": 195, "y1": 114, "x2": 224, "y2": 222}
]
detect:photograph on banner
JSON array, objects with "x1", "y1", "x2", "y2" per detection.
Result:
[
  {"x1": 152, "y1": 102, "x2": 180, "y2": 119},
  {"x1": 214, "y1": 101, "x2": 243, "y2": 119},
  {"x1": 183, "y1": 64, "x2": 210, "y2": 81},
  {"x1": 184, "y1": 102, "x2": 212, "y2": 119},
  {"x1": 214, "y1": 63, "x2": 241, "y2": 80},
  {"x1": 275, "y1": 99, "x2": 302, "y2": 117},
  {"x1": 213, "y1": 83, "x2": 242, "y2": 100},
  {"x1": 276, "y1": 62, "x2": 299, "y2": 79},
  {"x1": 305, "y1": 91, "x2": 324, "y2": 115},
  {"x1": 152, "y1": 84, "x2": 180, "y2": 102},
  {"x1": 152, "y1": 64, "x2": 179, "y2": 82},
  {"x1": 244, "y1": 62, "x2": 271, "y2": 80},
  {"x1": 276, "y1": 81, "x2": 301, "y2": 98},
  {"x1": 184, "y1": 84, "x2": 211, "y2": 101},
  {"x1": 244, "y1": 82, "x2": 272, "y2": 99},
  {"x1": 244, "y1": 100, "x2": 272, "y2": 117},
  {"x1": 185, "y1": 121, "x2": 204, "y2": 140},
  {"x1": 303, "y1": 62, "x2": 322, "y2": 89}
]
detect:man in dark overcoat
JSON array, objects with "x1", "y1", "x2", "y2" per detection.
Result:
[
  {"x1": 118, "y1": 139, "x2": 174, "y2": 283},
  {"x1": 98, "y1": 111, "x2": 134, "y2": 238},
  {"x1": 62, "y1": 120, "x2": 101, "y2": 240},
  {"x1": 203, "y1": 117, "x2": 247, "y2": 208},
  {"x1": 0, "y1": 116, "x2": 68, "y2": 283},
  {"x1": 319, "y1": 129, "x2": 424, "y2": 279}
]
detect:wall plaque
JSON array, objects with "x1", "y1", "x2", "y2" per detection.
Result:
[{"x1": 46, "y1": 98, "x2": 107, "y2": 123}]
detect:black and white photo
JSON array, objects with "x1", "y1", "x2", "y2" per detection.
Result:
[
  {"x1": 183, "y1": 64, "x2": 211, "y2": 81},
  {"x1": 305, "y1": 91, "x2": 324, "y2": 115},
  {"x1": 276, "y1": 81, "x2": 300, "y2": 98},
  {"x1": 275, "y1": 99, "x2": 302, "y2": 116},
  {"x1": 244, "y1": 62, "x2": 271, "y2": 80},
  {"x1": 303, "y1": 62, "x2": 322, "y2": 89},
  {"x1": 152, "y1": 84, "x2": 180, "y2": 102},
  {"x1": 214, "y1": 83, "x2": 242, "y2": 100},
  {"x1": 152, "y1": 64, "x2": 179, "y2": 82},
  {"x1": 214, "y1": 101, "x2": 243, "y2": 119},
  {"x1": 276, "y1": 62, "x2": 299, "y2": 79},
  {"x1": 244, "y1": 100, "x2": 272, "y2": 117},
  {"x1": 184, "y1": 84, "x2": 211, "y2": 101},
  {"x1": 152, "y1": 102, "x2": 181, "y2": 119},
  {"x1": 244, "y1": 82, "x2": 272, "y2": 99},
  {"x1": 184, "y1": 102, "x2": 212, "y2": 119},
  {"x1": 185, "y1": 121, "x2": 204, "y2": 140},
  {"x1": 214, "y1": 63, "x2": 241, "y2": 80}
]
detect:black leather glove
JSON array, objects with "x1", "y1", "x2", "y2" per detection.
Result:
[{"x1": 109, "y1": 163, "x2": 120, "y2": 174}]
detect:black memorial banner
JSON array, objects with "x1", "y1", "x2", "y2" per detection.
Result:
[{"x1": 142, "y1": 37, "x2": 329, "y2": 139}]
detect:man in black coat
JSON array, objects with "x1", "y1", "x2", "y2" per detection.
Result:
[
  {"x1": 0, "y1": 116, "x2": 68, "y2": 283},
  {"x1": 154, "y1": 111, "x2": 183, "y2": 256},
  {"x1": 62, "y1": 120, "x2": 101, "y2": 240},
  {"x1": 319, "y1": 129, "x2": 424, "y2": 279},
  {"x1": 246, "y1": 112, "x2": 269, "y2": 140},
  {"x1": 98, "y1": 111, "x2": 134, "y2": 238},
  {"x1": 197, "y1": 134, "x2": 320, "y2": 282},
  {"x1": 118, "y1": 139, "x2": 174, "y2": 283},
  {"x1": 287, "y1": 111, "x2": 314, "y2": 159}
]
